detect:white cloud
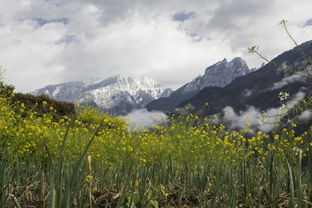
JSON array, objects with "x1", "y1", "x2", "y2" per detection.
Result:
[
  {"x1": 0, "y1": 0, "x2": 311, "y2": 92},
  {"x1": 221, "y1": 91, "x2": 306, "y2": 132},
  {"x1": 272, "y1": 74, "x2": 306, "y2": 89},
  {"x1": 121, "y1": 109, "x2": 168, "y2": 130},
  {"x1": 297, "y1": 110, "x2": 312, "y2": 121}
]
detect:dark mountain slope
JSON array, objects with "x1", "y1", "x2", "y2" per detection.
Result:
[{"x1": 178, "y1": 40, "x2": 312, "y2": 116}]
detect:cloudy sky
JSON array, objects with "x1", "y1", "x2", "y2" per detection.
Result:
[{"x1": 0, "y1": 0, "x2": 311, "y2": 92}]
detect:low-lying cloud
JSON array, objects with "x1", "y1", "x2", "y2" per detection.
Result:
[
  {"x1": 272, "y1": 74, "x2": 305, "y2": 89},
  {"x1": 121, "y1": 109, "x2": 168, "y2": 130},
  {"x1": 297, "y1": 110, "x2": 312, "y2": 121},
  {"x1": 221, "y1": 91, "x2": 306, "y2": 132}
]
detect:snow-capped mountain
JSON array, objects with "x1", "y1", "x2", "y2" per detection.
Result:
[
  {"x1": 146, "y1": 57, "x2": 252, "y2": 112},
  {"x1": 32, "y1": 81, "x2": 85, "y2": 103},
  {"x1": 32, "y1": 75, "x2": 172, "y2": 115}
]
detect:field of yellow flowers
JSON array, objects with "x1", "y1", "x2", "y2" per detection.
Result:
[{"x1": 0, "y1": 92, "x2": 312, "y2": 208}]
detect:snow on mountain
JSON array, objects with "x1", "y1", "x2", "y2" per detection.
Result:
[
  {"x1": 32, "y1": 75, "x2": 172, "y2": 115},
  {"x1": 32, "y1": 81, "x2": 85, "y2": 103}
]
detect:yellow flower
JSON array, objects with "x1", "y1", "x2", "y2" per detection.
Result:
[
  {"x1": 294, "y1": 137, "x2": 302, "y2": 142},
  {"x1": 274, "y1": 135, "x2": 279, "y2": 140},
  {"x1": 85, "y1": 175, "x2": 93, "y2": 181}
]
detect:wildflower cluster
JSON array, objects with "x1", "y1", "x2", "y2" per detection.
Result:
[
  {"x1": 1, "y1": 92, "x2": 312, "y2": 207},
  {"x1": 1, "y1": 92, "x2": 311, "y2": 168}
]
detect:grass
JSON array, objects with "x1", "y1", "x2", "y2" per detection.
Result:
[{"x1": 0, "y1": 92, "x2": 312, "y2": 207}]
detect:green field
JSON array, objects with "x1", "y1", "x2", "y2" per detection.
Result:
[{"x1": 0, "y1": 91, "x2": 312, "y2": 208}]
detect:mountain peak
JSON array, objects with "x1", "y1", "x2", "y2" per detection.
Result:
[
  {"x1": 215, "y1": 58, "x2": 228, "y2": 66},
  {"x1": 146, "y1": 57, "x2": 252, "y2": 112},
  {"x1": 176, "y1": 39, "x2": 312, "y2": 122},
  {"x1": 204, "y1": 57, "x2": 249, "y2": 75},
  {"x1": 230, "y1": 57, "x2": 246, "y2": 65},
  {"x1": 201, "y1": 57, "x2": 250, "y2": 88},
  {"x1": 33, "y1": 75, "x2": 172, "y2": 115},
  {"x1": 112, "y1": 75, "x2": 160, "y2": 86},
  {"x1": 228, "y1": 57, "x2": 250, "y2": 73},
  {"x1": 113, "y1": 74, "x2": 132, "y2": 82}
]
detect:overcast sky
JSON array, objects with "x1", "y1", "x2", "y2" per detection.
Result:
[{"x1": 0, "y1": 0, "x2": 312, "y2": 92}]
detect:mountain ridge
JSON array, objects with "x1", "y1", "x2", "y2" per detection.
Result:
[
  {"x1": 32, "y1": 75, "x2": 172, "y2": 115},
  {"x1": 177, "y1": 40, "x2": 312, "y2": 119},
  {"x1": 146, "y1": 57, "x2": 252, "y2": 112}
]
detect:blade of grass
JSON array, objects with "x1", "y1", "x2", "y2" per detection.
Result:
[{"x1": 286, "y1": 159, "x2": 295, "y2": 208}]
